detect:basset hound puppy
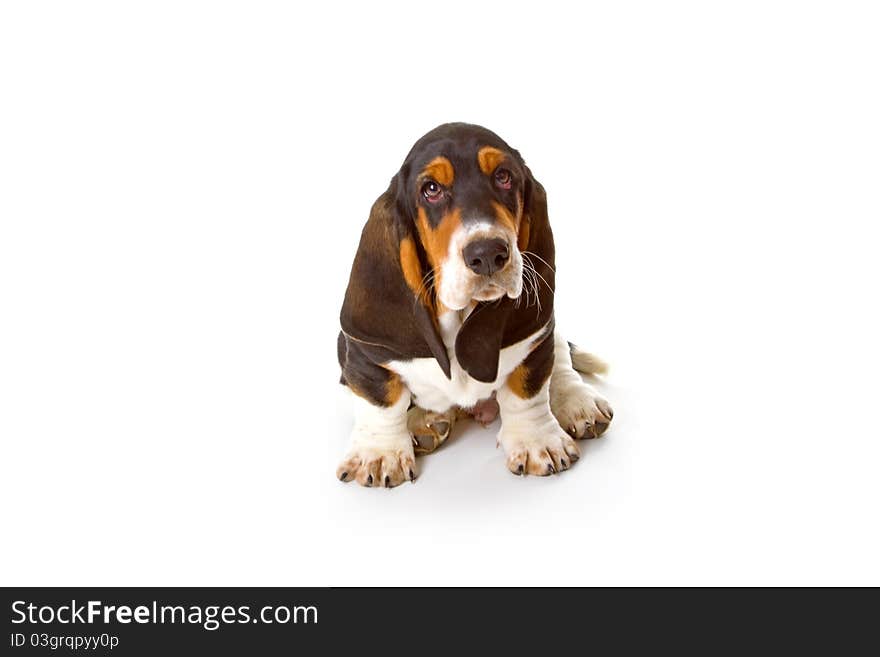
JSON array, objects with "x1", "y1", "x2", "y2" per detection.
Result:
[{"x1": 337, "y1": 123, "x2": 613, "y2": 487}]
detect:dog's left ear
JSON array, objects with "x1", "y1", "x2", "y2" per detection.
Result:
[
  {"x1": 455, "y1": 166, "x2": 556, "y2": 383},
  {"x1": 340, "y1": 172, "x2": 451, "y2": 379}
]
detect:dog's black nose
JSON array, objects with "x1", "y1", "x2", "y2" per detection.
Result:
[{"x1": 462, "y1": 238, "x2": 510, "y2": 276}]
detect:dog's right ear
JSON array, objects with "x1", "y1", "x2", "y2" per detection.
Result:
[
  {"x1": 340, "y1": 173, "x2": 451, "y2": 378},
  {"x1": 454, "y1": 164, "x2": 556, "y2": 383}
]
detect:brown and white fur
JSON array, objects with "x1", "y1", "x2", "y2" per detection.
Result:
[{"x1": 336, "y1": 123, "x2": 613, "y2": 487}]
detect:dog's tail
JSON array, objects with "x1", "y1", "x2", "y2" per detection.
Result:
[{"x1": 568, "y1": 342, "x2": 609, "y2": 376}]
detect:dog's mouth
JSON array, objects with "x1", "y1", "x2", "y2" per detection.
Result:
[
  {"x1": 469, "y1": 259, "x2": 524, "y2": 304},
  {"x1": 472, "y1": 282, "x2": 506, "y2": 302}
]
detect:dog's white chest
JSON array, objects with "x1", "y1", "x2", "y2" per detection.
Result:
[{"x1": 388, "y1": 309, "x2": 542, "y2": 413}]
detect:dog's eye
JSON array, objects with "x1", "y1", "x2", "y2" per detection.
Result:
[
  {"x1": 422, "y1": 180, "x2": 443, "y2": 202},
  {"x1": 494, "y1": 168, "x2": 512, "y2": 190}
]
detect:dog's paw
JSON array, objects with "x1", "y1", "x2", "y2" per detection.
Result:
[
  {"x1": 407, "y1": 406, "x2": 456, "y2": 455},
  {"x1": 550, "y1": 381, "x2": 614, "y2": 440},
  {"x1": 498, "y1": 425, "x2": 581, "y2": 476},
  {"x1": 336, "y1": 439, "x2": 416, "y2": 488}
]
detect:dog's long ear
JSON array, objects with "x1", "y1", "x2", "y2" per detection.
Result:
[
  {"x1": 455, "y1": 166, "x2": 555, "y2": 383},
  {"x1": 340, "y1": 174, "x2": 451, "y2": 379},
  {"x1": 516, "y1": 167, "x2": 556, "y2": 335}
]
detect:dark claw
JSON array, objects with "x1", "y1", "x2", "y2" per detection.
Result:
[
  {"x1": 340, "y1": 472, "x2": 348, "y2": 481},
  {"x1": 384, "y1": 475, "x2": 390, "y2": 487},
  {"x1": 547, "y1": 462, "x2": 555, "y2": 473},
  {"x1": 366, "y1": 474, "x2": 373, "y2": 486},
  {"x1": 561, "y1": 459, "x2": 567, "y2": 468},
  {"x1": 595, "y1": 421, "x2": 609, "y2": 436},
  {"x1": 517, "y1": 463, "x2": 525, "y2": 474},
  {"x1": 409, "y1": 469, "x2": 416, "y2": 482},
  {"x1": 570, "y1": 453, "x2": 580, "y2": 462}
]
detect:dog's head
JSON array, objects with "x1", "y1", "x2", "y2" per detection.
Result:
[
  {"x1": 394, "y1": 123, "x2": 531, "y2": 311},
  {"x1": 341, "y1": 123, "x2": 555, "y2": 383}
]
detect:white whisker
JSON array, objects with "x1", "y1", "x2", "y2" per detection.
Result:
[
  {"x1": 521, "y1": 254, "x2": 542, "y2": 317},
  {"x1": 412, "y1": 267, "x2": 436, "y2": 308},
  {"x1": 523, "y1": 250, "x2": 555, "y2": 273}
]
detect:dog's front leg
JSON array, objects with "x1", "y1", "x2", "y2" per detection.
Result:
[
  {"x1": 337, "y1": 388, "x2": 416, "y2": 488},
  {"x1": 496, "y1": 333, "x2": 581, "y2": 476}
]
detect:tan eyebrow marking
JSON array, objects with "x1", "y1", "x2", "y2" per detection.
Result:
[
  {"x1": 477, "y1": 146, "x2": 506, "y2": 175},
  {"x1": 420, "y1": 156, "x2": 454, "y2": 187}
]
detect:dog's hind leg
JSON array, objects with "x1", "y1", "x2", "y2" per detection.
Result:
[
  {"x1": 407, "y1": 406, "x2": 459, "y2": 455},
  {"x1": 549, "y1": 332, "x2": 614, "y2": 439}
]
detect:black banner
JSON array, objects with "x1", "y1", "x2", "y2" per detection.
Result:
[{"x1": 1, "y1": 587, "x2": 875, "y2": 654}]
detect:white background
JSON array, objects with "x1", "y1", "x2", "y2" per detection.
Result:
[{"x1": 2, "y1": 1, "x2": 879, "y2": 586}]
